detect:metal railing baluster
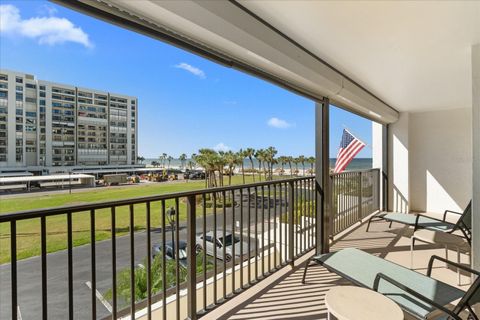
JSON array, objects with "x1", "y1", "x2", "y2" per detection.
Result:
[
  {"x1": 41, "y1": 216, "x2": 47, "y2": 320},
  {"x1": 186, "y1": 195, "x2": 197, "y2": 320},
  {"x1": 90, "y1": 209, "x2": 96, "y2": 320},
  {"x1": 129, "y1": 204, "x2": 135, "y2": 318},
  {"x1": 67, "y1": 212, "x2": 73, "y2": 320},
  {"x1": 239, "y1": 188, "x2": 244, "y2": 289},
  {"x1": 247, "y1": 187, "x2": 252, "y2": 285},
  {"x1": 161, "y1": 201, "x2": 166, "y2": 320},
  {"x1": 222, "y1": 190, "x2": 227, "y2": 300},
  {"x1": 261, "y1": 186, "x2": 265, "y2": 277},
  {"x1": 231, "y1": 189, "x2": 236, "y2": 294},
  {"x1": 213, "y1": 193, "x2": 217, "y2": 304},
  {"x1": 267, "y1": 184, "x2": 271, "y2": 273},
  {"x1": 202, "y1": 194, "x2": 207, "y2": 311},
  {"x1": 11, "y1": 221, "x2": 17, "y2": 320},
  {"x1": 111, "y1": 207, "x2": 117, "y2": 320},
  {"x1": 146, "y1": 202, "x2": 152, "y2": 320},
  {"x1": 175, "y1": 198, "x2": 180, "y2": 320}
]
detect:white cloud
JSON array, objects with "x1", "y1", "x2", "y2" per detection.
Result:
[
  {"x1": 267, "y1": 117, "x2": 294, "y2": 129},
  {"x1": 0, "y1": 4, "x2": 93, "y2": 48},
  {"x1": 213, "y1": 142, "x2": 230, "y2": 152},
  {"x1": 174, "y1": 62, "x2": 206, "y2": 79}
]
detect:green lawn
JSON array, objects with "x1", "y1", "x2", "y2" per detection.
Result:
[{"x1": 0, "y1": 175, "x2": 289, "y2": 264}]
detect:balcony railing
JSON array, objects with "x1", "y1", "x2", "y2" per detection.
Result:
[
  {"x1": 1, "y1": 176, "x2": 317, "y2": 320},
  {"x1": 330, "y1": 168, "x2": 381, "y2": 236}
]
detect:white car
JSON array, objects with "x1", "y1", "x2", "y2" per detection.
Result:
[{"x1": 196, "y1": 230, "x2": 256, "y2": 262}]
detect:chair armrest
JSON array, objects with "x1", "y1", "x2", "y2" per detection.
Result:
[
  {"x1": 373, "y1": 273, "x2": 461, "y2": 320},
  {"x1": 443, "y1": 210, "x2": 463, "y2": 221},
  {"x1": 427, "y1": 255, "x2": 480, "y2": 277}
]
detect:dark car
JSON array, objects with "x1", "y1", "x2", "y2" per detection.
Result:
[
  {"x1": 152, "y1": 240, "x2": 188, "y2": 267},
  {"x1": 185, "y1": 170, "x2": 205, "y2": 180},
  {"x1": 152, "y1": 240, "x2": 200, "y2": 268}
]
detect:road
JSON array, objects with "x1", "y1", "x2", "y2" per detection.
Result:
[{"x1": 0, "y1": 193, "x2": 298, "y2": 320}]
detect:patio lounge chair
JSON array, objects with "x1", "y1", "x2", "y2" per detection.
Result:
[
  {"x1": 302, "y1": 248, "x2": 480, "y2": 320},
  {"x1": 366, "y1": 201, "x2": 472, "y2": 245}
]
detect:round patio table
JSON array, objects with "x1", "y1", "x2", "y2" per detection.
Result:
[{"x1": 324, "y1": 286, "x2": 403, "y2": 320}]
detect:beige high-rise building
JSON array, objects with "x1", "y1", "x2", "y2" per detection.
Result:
[{"x1": 0, "y1": 69, "x2": 138, "y2": 173}]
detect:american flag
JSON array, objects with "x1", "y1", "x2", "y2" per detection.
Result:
[{"x1": 333, "y1": 129, "x2": 366, "y2": 173}]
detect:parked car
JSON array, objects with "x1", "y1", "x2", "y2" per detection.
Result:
[
  {"x1": 152, "y1": 240, "x2": 201, "y2": 268},
  {"x1": 196, "y1": 230, "x2": 256, "y2": 262},
  {"x1": 185, "y1": 170, "x2": 205, "y2": 180},
  {"x1": 152, "y1": 240, "x2": 187, "y2": 268}
]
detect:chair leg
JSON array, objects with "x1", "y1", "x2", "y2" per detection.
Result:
[
  {"x1": 389, "y1": 221, "x2": 393, "y2": 228},
  {"x1": 457, "y1": 247, "x2": 461, "y2": 286},
  {"x1": 366, "y1": 217, "x2": 373, "y2": 232},
  {"x1": 445, "y1": 245, "x2": 449, "y2": 267},
  {"x1": 411, "y1": 237, "x2": 416, "y2": 269},
  {"x1": 302, "y1": 259, "x2": 312, "y2": 284}
]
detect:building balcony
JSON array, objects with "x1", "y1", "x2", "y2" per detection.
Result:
[{"x1": 1, "y1": 170, "x2": 476, "y2": 319}]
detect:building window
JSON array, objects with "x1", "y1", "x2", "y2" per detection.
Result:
[
  {"x1": 0, "y1": 91, "x2": 7, "y2": 98},
  {"x1": 16, "y1": 93, "x2": 23, "y2": 101},
  {"x1": 25, "y1": 97, "x2": 36, "y2": 103},
  {"x1": 40, "y1": 100, "x2": 46, "y2": 106},
  {"x1": 16, "y1": 77, "x2": 23, "y2": 83},
  {"x1": 0, "y1": 74, "x2": 7, "y2": 81},
  {"x1": 26, "y1": 83, "x2": 36, "y2": 89},
  {"x1": 39, "y1": 85, "x2": 46, "y2": 90}
]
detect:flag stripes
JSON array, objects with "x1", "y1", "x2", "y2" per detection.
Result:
[{"x1": 333, "y1": 129, "x2": 366, "y2": 173}]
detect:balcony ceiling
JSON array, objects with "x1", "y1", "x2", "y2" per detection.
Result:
[
  {"x1": 66, "y1": 0, "x2": 479, "y2": 117},
  {"x1": 240, "y1": 1, "x2": 480, "y2": 112}
]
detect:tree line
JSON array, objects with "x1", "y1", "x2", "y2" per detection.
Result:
[{"x1": 139, "y1": 148, "x2": 315, "y2": 188}]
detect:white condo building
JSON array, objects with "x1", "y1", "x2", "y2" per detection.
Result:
[{"x1": 0, "y1": 69, "x2": 138, "y2": 173}]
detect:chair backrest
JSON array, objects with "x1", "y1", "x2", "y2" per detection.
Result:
[{"x1": 454, "y1": 200, "x2": 472, "y2": 231}]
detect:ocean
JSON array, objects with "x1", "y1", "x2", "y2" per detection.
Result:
[{"x1": 144, "y1": 158, "x2": 373, "y2": 171}]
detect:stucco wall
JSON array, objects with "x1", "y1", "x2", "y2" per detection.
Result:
[
  {"x1": 385, "y1": 109, "x2": 472, "y2": 214},
  {"x1": 409, "y1": 108, "x2": 472, "y2": 213}
]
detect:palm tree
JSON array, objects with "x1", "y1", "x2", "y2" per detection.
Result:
[
  {"x1": 224, "y1": 151, "x2": 242, "y2": 186},
  {"x1": 293, "y1": 157, "x2": 300, "y2": 176},
  {"x1": 286, "y1": 156, "x2": 294, "y2": 177},
  {"x1": 238, "y1": 149, "x2": 246, "y2": 184},
  {"x1": 151, "y1": 160, "x2": 159, "y2": 167},
  {"x1": 277, "y1": 156, "x2": 287, "y2": 176},
  {"x1": 244, "y1": 148, "x2": 256, "y2": 182},
  {"x1": 265, "y1": 146, "x2": 278, "y2": 180},
  {"x1": 160, "y1": 153, "x2": 167, "y2": 168},
  {"x1": 179, "y1": 153, "x2": 187, "y2": 169},
  {"x1": 254, "y1": 149, "x2": 265, "y2": 181},
  {"x1": 137, "y1": 156, "x2": 145, "y2": 164},
  {"x1": 196, "y1": 149, "x2": 218, "y2": 188},
  {"x1": 298, "y1": 155, "x2": 306, "y2": 176},
  {"x1": 307, "y1": 156, "x2": 315, "y2": 174},
  {"x1": 167, "y1": 156, "x2": 173, "y2": 169},
  {"x1": 191, "y1": 153, "x2": 197, "y2": 169}
]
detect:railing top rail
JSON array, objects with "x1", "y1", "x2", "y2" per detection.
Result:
[
  {"x1": 329, "y1": 168, "x2": 380, "y2": 177},
  {"x1": 0, "y1": 176, "x2": 314, "y2": 222}
]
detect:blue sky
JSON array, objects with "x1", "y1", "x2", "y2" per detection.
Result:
[{"x1": 0, "y1": 1, "x2": 372, "y2": 159}]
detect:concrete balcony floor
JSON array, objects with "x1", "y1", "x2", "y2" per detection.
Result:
[{"x1": 203, "y1": 218, "x2": 475, "y2": 320}]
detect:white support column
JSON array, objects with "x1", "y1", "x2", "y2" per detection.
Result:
[
  {"x1": 472, "y1": 43, "x2": 480, "y2": 270},
  {"x1": 388, "y1": 112, "x2": 410, "y2": 213},
  {"x1": 372, "y1": 122, "x2": 387, "y2": 210}
]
